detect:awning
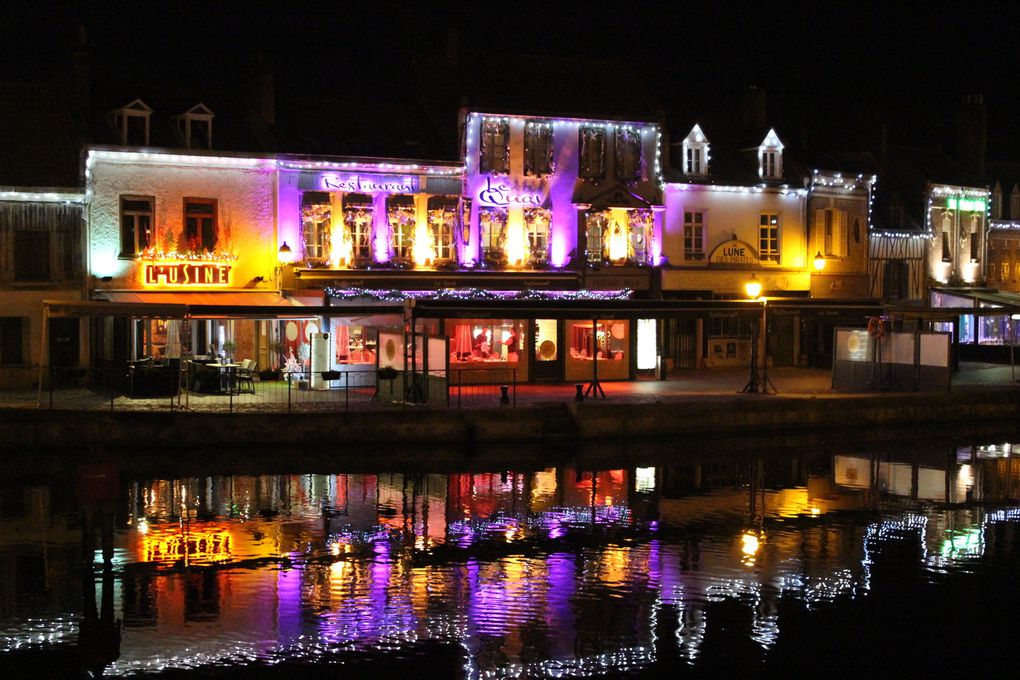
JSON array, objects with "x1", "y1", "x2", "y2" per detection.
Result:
[{"x1": 96, "y1": 291, "x2": 306, "y2": 306}]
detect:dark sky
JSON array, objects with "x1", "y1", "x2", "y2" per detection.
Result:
[{"x1": 3, "y1": 0, "x2": 1018, "y2": 158}]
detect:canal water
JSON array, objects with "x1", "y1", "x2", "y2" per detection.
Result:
[{"x1": 3, "y1": 437, "x2": 1020, "y2": 678}]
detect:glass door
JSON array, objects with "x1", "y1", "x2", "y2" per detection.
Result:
[{"x1": 532, "y1": 319, "x2": 562, "y2": 381}]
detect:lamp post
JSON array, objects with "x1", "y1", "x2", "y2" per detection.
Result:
[{"x1": 741, "y1": 274, "x2": 776, "y2": 394}]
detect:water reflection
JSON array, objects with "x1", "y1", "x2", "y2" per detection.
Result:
[{"x1": 1, "y1": 440, "x2": 1020, "y2": 677}]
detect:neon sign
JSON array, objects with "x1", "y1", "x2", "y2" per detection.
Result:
[
  {"x1": 144, "y1": 262, "x2": 232, "y2": 285},
  {"x1": 477, "y1": 177, "x2": 545, "y2": 207},
  {"x1": 320, "y1": 173, "x2": 418, "y2": 193},
  {"x1": 946, "y1": 197, "x2": 986, "y2": 212}
]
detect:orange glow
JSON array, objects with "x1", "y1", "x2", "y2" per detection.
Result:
[
  {"x1": 608, "y1": 221, "x2": 628, "y2": 262},
  {"x1": 412, "y1": 219, "x2": 436, "y2": 267},
  {"x1": 141, "y1": 526, "x2": 232, "y2": 563},
  {"x1": 503, "y1": 217, "x2": 529, "y2": 267}
]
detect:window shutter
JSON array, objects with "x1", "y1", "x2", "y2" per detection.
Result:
[
  {"x1": 814, "y1": 209, "x2": 825, "y2": 255},
  {"x1": 837, "y1": 210, "x2": 847, "y2": 257}
]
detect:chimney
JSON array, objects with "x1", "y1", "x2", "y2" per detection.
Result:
[{"x1": 957, "y1": 94, "x2": 987, "y2": 178}]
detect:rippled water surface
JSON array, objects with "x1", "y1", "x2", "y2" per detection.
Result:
[{"x1": 4, "y1": 440, "x2": 1020, "y2": 677}]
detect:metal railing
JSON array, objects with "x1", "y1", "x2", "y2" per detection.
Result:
[{"x1": 6, "y1": 364, "x2": 521, "y2": 413}]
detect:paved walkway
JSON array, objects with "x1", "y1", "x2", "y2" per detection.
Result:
[{"x1": 2, "y1": 362, "x2": 1017, "y2": 412}]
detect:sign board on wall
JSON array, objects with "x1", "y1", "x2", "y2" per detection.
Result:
[
  {"x1": 708, "y1": 239, "x2": 760, "y2": 265},
  {"x1": 296, "y1": 172, "x2": 420, "y2": 193},
  {"x1": 144, "y1": 263, "x2": 231, "y2": 286},
  {"x1": 475, "y1": 176, "x2": 548, "y2": 208}
]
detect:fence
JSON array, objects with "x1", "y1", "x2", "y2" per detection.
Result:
[{"x1": 29, "y1": 363, "x2": 517, "y2": 412}]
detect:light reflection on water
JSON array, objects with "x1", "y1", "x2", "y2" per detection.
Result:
[{"x1": 1, "y1": 443, "x2": 1020, "y2": 677}]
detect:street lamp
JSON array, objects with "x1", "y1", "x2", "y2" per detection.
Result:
[
  {"x1": 741, "y1": 273, "x2": 776, "y2": 395},
  {"x1": 813, "y1": 251, "x2": 826, "y2": 272},
  {"x1": 276, "y1": 242, "x2": 295, "y2": 292}
]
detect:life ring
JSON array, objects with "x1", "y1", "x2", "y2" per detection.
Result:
[{"x1": 867, "y1": 317, "x2": 884, "y2": 338}]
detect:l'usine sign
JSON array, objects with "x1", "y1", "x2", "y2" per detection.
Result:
[{"x1": 144, "y1": 262, "x2": 232, "y2": 285}]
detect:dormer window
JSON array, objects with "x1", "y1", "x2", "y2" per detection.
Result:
[
  {"x1": 992, "y1": 182, "x2": 1002, "y2": 219},
  {"x1": 1011, "y1": 184, "x2": 1020, "y2": 220},
  {"x1": 682, "y1": 124, "x2": 709, "y2": 177},
  {"x1": 758, "y1": 128, "x2": 783, "y2": 181},
  {"x1": 175, "y1": 103, "x2": 215, "y2": 150},
  {"x1": 108, "y1": 98, "x2": 152, "y2": 146}
]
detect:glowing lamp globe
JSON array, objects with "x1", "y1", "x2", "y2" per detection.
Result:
[
  {"x1": 744, "y1": 274, "x2": 762, "y2": 300},
  {"x1": 813, "y1": 251, "x2": 826, "y2": 272},
  {"x1": 277, "y1": 241, "x2": 295, "y2": 264}
]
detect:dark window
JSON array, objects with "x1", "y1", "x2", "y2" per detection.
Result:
[
  {"x1": 0, "y1": 317, "x2": 24, "y2": 364},
  {"x1": 883, "y1": 260, "x2": 909, "y2": 300},
  {"x1": 14, "y1": 231, "x2": 50, "y2": 281},
  {"x1": 579, "y1": 126, "x2": 606, "y2": 179},
  {"x1": 480, "y1": 118, "x2": 509, "y2": 174},
  {"x1": 120, "y1": 196, "x2": 154, "y2": 255},
  {"x1": 942, "y1": 231, "x2": 952, "y2": 263},
  {"x1": 524, "y1": 121, "x2": 554, "y2": 176},
  {"x1": 614, "y1": 128, "x2": 643, "y2": 181},
  {"x1": 184, "y1": 198, "x2": 217, "y2": 252}
]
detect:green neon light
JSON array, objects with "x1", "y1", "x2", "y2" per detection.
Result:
[{"x1": 946, "y1": 197, "x2": 986, "y2": 211}]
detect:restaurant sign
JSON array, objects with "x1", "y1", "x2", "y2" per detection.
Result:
[
  {"x1": 709, "y1": 238, "x2": 760, "y2": 265},
  {"x1": 298, "y1": 172, "x2": 420, "y2": 194},
  {"x1": 144, "y1": 262, "x2": 232, "y2": 286}
]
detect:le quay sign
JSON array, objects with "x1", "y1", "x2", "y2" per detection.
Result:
[
  {"x1": 144, "y1": 262, "x2": 232, "y2": 286},
  {"x1": 708, "y1": 238, "x2": 760, "y2": 266},
  {"x1": 476, "y1": 177, "x2": 547, "y2": 208}
]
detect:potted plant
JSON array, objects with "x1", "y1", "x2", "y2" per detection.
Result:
[{"x1": 221, "y1": 340, "x2": 237, "y2": 363}]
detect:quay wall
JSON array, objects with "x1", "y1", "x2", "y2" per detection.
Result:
[{"x1": 2, "y1": 390, "x2": 1019, "y2": 457}]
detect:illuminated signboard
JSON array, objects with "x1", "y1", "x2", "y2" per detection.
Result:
[
  {"x1": 946, "y1": 197, "x2": 987, "y2": 211},
  {"x1": 476, "y1": 176, "x2": 546, "y2": 207},
  {"x1": 144, "y1": 262, "x2": 232, "y2": 286},
  {"x1": 319, "y1": 173, "x2": 419, "y2": 193},
  {"x1": 708, "y1": 238, "x2": 760, "y2": 265}
]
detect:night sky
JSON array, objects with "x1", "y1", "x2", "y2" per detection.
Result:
[{"x1": 3, "y1": 1, "x2": 1019, "y2": 159}]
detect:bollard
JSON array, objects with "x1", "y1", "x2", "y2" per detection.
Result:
[
  {"x1": 575, "y1": 383, "x2": 584, "y2": 402},
  {"x1": 500, "y1": 384, "x2": 510, "y2": 405}
]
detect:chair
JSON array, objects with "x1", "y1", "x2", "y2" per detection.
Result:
[{"x1": 236, "y1": 359, "x2": 256, "y2": 394}]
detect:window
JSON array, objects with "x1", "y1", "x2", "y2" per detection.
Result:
[
  {"x1": 578, "y1": 126, "x2": 606, "y2": 179},
  {"x1": 614, "y1": 128, "x2": 643, "y2": 182},
  {"x1": 480, "y1": 118, "x2": 509, "y2": 174},
  {"x1": 427, "y1": 197, "x2": 457, "y2": 262},
  {"x1": 176, "y1": 103, "x2": 214, "y2": 150},
  {"x1": 184, "y1": 198, "x2": 217, "y2": 252},
  {"x1": 758, "y1": 129, "x2": 783, "y2": 180},
  {"x1": 301, "y1": 193, "x2": 330, "y2": 262},
  {"x1": 759, "y1": 213, "x2": 780, "y2": 263},
  {"x1": 817, "y1": 208, "x2": 846, "y2": 258},
  {"x1": 524, "y1": 121, "x2": 554, "y2": 176},
  {"x1": 108, "y1": 99, "x2": 152, "y2": 146},
  {"x1": 0, "y1": 317, "x2": 24, "y2": 365},
  {"x1": 883, "y1": 260, "x2": 909, "y2": 300},
  {"x1": 120, "y1": 195, "x2": 153, "y2": 256},
  {"x1": 969, "y1": 214, "x2": 980, "y2": 262},
  {"x1": 627, "y1": 209, "x2": 653, "y2": 263},
  {"x1": 1011, "y1": 184, "x2": 1020, "y2": 220},
  {"x1": 940, "y1": 209, "x2": 953, "y2": 263},
  {"x1": 14, "y1": 231, "x2": 50, "y2": 281},
  {"x1": 585, "y1": 210, "x2": 610, "y2": 264},
  {"x1": 992, "y1": 184, "x2": 1003, "y2": 219},
  {"x1": 448, "y1": 318, "x2": 524, "y2": 363},
  {"x1": 479, "y1": 207, "x2": 507, "y2": 266},
  {"x1": 568, "y1": 320, "x2": 627, "y2": 360},
  {"x1": 682, "y1": 124, "x2": 709, "y2": 176},
  {"x1": 343, "y1": 194, "x2": 374, "y2": 261},
  {"x1": 524, "y1": 207, "x2": 550, "y2": 265},
  {"x1": 683, "y1": 211, "x2": 704, "y2": 260},
  {"x1": 387, "y1": 195, "x2": 416, "y2": 261}
]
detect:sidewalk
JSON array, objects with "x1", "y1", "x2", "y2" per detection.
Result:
[{"x1": 1, "y1": 362, "x2": 1017, "y2": 412}]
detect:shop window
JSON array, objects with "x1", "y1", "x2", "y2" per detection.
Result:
[
  {"x1": 183, "y1": 198, "x2": 217, "y2": 252},
  {"x1": 578, "y1": 126, "x2": 606, "y2": 180},
  {"x1": 479, "y1": 207, "x2": 507, "y2": 266},
  {"x1": 0, "y1": 317, "x2": 25, "y2": 365},
  {"x1": 683, "y1": 210, "x2": 704, "y2": 260},
  {"x1": 585, "y1": 210, "x2": 610, "y2": 265},
  {"x1": 330, "y1": 320, "x2": 377, "y2": 365},
  {"x1": 427, "y1": 197, "x2": 457, "y2": 263},
  {"x1": 14, "y1": 231, "x2": 50, "y2": 281},
  {"x1": 524, "y1": 121, "x2": 554, "y2": 176},
  {"x1": 524, "y1": 207, "x2": 550, "y2": 265},
  {"x1": 300, "y1": 192, "x2": 331, "y2": 262},
  {"x1": 568, "y1": 320, "x2": 627, "y2": 361},
  {"x1": 614, "y1": 128, "x2": 643, "y2": 182},
  {"x1": 343, "y1": 194, "x2": 374, "y2": 262},
  {"x1": 480, "y1": 118, "x2": 509, "y2": 175},
  {"x1": 759, "y1": 212, "x2": 780, "y2": 263},
  {"x1": 120, "y1": 195, "x2": 153, "y2": 256},
  {"x1": 448, "y1": 318, "x2": 523, "y2": 363},
  {"x1": 387, "y1": 195, "x2": 416, "y2": 262}
]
